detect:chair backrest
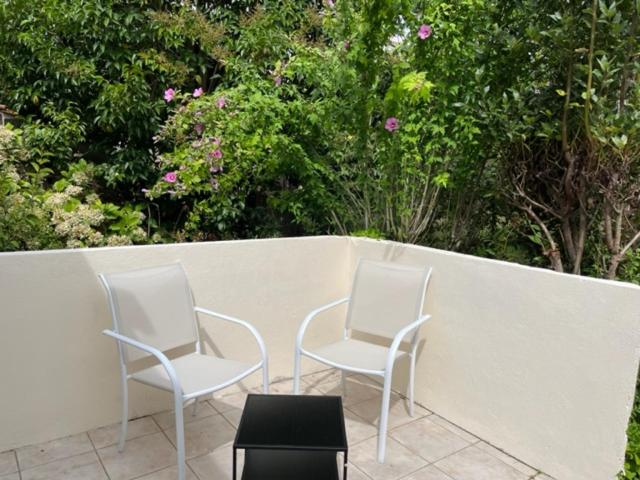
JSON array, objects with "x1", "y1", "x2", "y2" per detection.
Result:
[
  {"x1": 346, "y1": 259, "x2": 432, "y2": 340},
  {"x1": 99, "y1": 263, "x2": 198, "y2": 362}
]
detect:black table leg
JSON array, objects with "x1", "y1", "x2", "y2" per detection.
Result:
[
  {"x1": 343, "y1": 450, "x2": 348, "y2": 480},
  {"x1": 233, "y1": 446, "x2": 237, "y2": 480}
]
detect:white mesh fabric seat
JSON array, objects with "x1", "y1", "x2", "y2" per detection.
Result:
[
  {"x1": 307, "y1": 339, "x2": 407, "y2": 373},
  {"x1": 294, "y1": 259, "x2": 432, "y2": 463},
  {"x1": 130, "y1": 353, "x2": 253, "y2": 397},
  {"x1": 100, "y1": 263, "x2": 269, "y2": 480}
]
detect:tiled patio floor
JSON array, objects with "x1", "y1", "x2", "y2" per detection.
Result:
[{"x1": 0, "y1": 370, "x2": 555, "y2": 480}]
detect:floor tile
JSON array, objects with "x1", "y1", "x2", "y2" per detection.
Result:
[
  {"x1": 17, "y1": 433, "x2": 93, "y2": 470},
  {"x1": 350, "y1": 436, "x2": 428, "y2": 480},
  {"x1": 346, "y1": 393, "x2": 430, "y2": 430},
  {"x1": 0, "y1": 473, "x2": 19, "y2": 480},
  {"x1": 316, "y1": 377, "x2": 382, "y2": 406},
  {"x1": 88, "y1": 417, "x2": 159, "y2": 449},
  {"x1": 220, "y1": 408, "x2": 243, "y2": 428},
  {"x1": 342, "y1": 463, "x2": 370, "y2": 480},
  {"x1": 302, "y1": 369, "x2": 351, "y2": 388},
  {"x1": 98, "y1": 432, "x2": 177, "y2": 480},
  {"x1": 391, "y1": 416, "x2": 471, "y2": 462},
  {"x1": 403, "y1": 465, "x2": 455, "y2": 480},
  {"x1": 344, "y1": 410, "x2": 379, "y2": 445},
  {"x1": 475, "y1": 442, "x2": 537, "y2": 476},
  {"x1": 165, "y1": 414, "x2": 235, "y2": 459},
  {"x1": 533, "y1": 474, "x2": 554, "y2": 480},
  {"x1": 0, "y1": 451, "x2": 17, "y2": 475},
  {"x1": 134, "y1": 464, "x2": 198, "y2": 480},
  {"x1": 435, "y1": 445, "x2": 529, "y2": 480},
  {"x1": 188, "y1": 445, "x2": 243, "y2": 480},
  {"x1": 152, "y1": 400, "x2": 217, "y2": 430},
  {"x1": 21, "y1": 451, "x2": 107, "y2": 480},
  {"x1": 428, "y1": 415, "x2": 478, "y2": 444},
  {"x1": 268, "y1": 378, "x2": 322, "y2": 395},
  {"x1": 209, "y1": 389, "x2": 255, "y2": 414}
]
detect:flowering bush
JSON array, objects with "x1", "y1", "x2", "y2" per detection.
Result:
[{"x1": 0, "y1": 126, "x2": 147, "y2": 250}]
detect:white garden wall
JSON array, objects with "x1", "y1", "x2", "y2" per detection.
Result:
[
  {"x1": 350, "y1": 237, "x2": 640, "y2": 480},
  {"x1": 0, "y1": 235, "x2": 638, "y2": 479}
]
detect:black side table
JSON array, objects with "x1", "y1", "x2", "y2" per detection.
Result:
[{"x1": 233, "y1": 394, "x2": 349, "y2": 480}]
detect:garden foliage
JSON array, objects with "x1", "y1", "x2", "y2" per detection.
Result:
[{"x1": 1, "y1": 1, "x2": 640, "y2": 473}]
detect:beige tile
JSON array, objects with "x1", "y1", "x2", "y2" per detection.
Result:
[
  {"x1": 391, "y1": 416, "x2": 471, "y2": 462},
  {"x1": 188, "y1": 444, "x2": 243, "y2": 480},
  {"x1": 209, "y1": 390, "x2": 255, "y2": 414},
  {"x1": 429, "y1": 415, "x2": 478, "y2": 444},
  {"x1": 302, "y1": 368, "x2": 350, "y2": 388},
  {"x1": 435, "y1": 445, "x2": 529, "y2": 480},
  {"x1": 350, "y1": 436, "x2": 427, "y2": 480},
  {"x1": 316, "y1": 378, "x2": 381, "y2": 406},
  {"x1": 220, "y1": 408, "x2": 243, "y2": 428},
  {"x1": 534, "y1": 474, "x2": 554, "y2": 480},
  {"x1": 165, "y1": 414, "x2": 235, "y2": 459},
  {"x1": 0, "y1": 451, "x2": 17, "y2": 475},
  {"x1": 268, "y1": 379, "x2": 322, "y2": 396},
  {"x1": 17, "y1": 433, "x2": 93, "y2": 470},
  {"x1": 344, "y1": 410, "x2": 379, "y2": 445},
  {"x1": 134, "y1": 464, "x2": 198, "y2": 480},
  {"x1": 98, "y1": 432, "x2": 177, "y2": 480},
  {"x1": 88, "y1": 417, "x2": 159, "y2": 449},
  {"x1": 403, "y1": 465, "x2": 455, "y2": 480},
  {"x1": 21, "y1": 451, "x2": 107, "y2": 480},
  {"x1": 342, "y1": 463, "x2": 371, "y2": 480},
  {"x1": 475, "y1": 442, "x2": 537, "y2": 476},
  {"x1": 0, "y1": 473, "x2": 19, "y2": 480},
  {"x1": 152, "y1": 400, "x2": 217, "y2": 430},
  {"x1": 346, "y1": 393, "x2": 430, "y2": 430}
]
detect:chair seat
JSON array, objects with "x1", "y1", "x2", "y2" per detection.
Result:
[
  {"x1": 307, "y1": 339, "x2": 407, "y2": 373},
  {"x1": 130, "y1": 352, "x2": 253, "y2": 397}
]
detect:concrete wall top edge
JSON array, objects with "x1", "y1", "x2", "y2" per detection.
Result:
[{"x1": 351, "y1": 237, "x2": 640, "y2": 292}]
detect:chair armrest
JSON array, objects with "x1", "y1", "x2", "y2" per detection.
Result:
[
  {"x1": 386, "y1": 314, "x2": 432, "y2": 372},
  {"x1": 194, "y1": 307, "x2": 268, "y2": 368},
  {"x1": 296, "y1": 297, "x2": 350, "y2": 351},
  {"x1": 102, "y1": 329, "x2": 183, "y2": 395}
]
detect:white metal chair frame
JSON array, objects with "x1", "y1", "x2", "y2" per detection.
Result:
[
  {"x1": 293, "y1": 261, "x2": 432, "y2": 463},
  {"x1": 100, "y1": 272, "x2": 269, "y2": 480}
]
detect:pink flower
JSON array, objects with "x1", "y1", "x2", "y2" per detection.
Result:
[
  {"x1": 325, "y1": 0, "x2": 334, "y2": 7},
  {"x1": 164, "y1": 171, "x2": 177, "y2": 183},
  {"x1": 195, "y1": 123, "x2": 204, "y2": 135},
  {"x1": 211, "y1": 149, "x2": 223, "y2": 159},
  {"x1": 385, "y1": 117, "x2": 399, "y2": 132},
  {"x1": 164, "y1": 88, "x2": 175, "y2": 102},
  {"x1": 212, "y1": 137, "x2": 221, "y2": 146},
  {"x1": 274, "y1": 76, "x2": 282, "y2": 86},
  {"x1": 193, "y1": 87, "x2": 204, "y2": 97},
  {"x1": 344, "y1": 40, "x2": 350, "y2": 50},
  {"x1": 418, "y1": 24, "x2": 432, "y2": 40},
  {"x1": 216, "y1": 96, "x2": 226, "y2": 109}
]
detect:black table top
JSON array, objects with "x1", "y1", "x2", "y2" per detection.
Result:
[{"x1": 234, "y1": 394, "x2": 348, "y2": 451}]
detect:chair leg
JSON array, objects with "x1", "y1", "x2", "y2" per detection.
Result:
[
  {"x1": 191, "y1": 397, "x2": 199, "y2": 417},
  {"x1": 117, "y1": 376, "x2": 129, "y2": 452},
  {"x1": 377, "y1": 372, "x2": 393, "y2": 463},
  {"x1": 174, "y1": 394, "x2": 186, "y2": 480},
  {"x1": 407, "y1": 353, "x2": 416, "y2": 417},
  {"x1": 293, "y1": 347, "x2": 302, "y2": 394},
  {"x1": 262, "y1": 360, "x2": 270, "y2": 394}
]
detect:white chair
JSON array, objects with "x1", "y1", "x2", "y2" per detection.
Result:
[
  {"x1": 100, "y1": 263, "x2": 268, "y2": 480},
  {"x1": 293, "y1": 259, "x2": 432, "y2": 463}
]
